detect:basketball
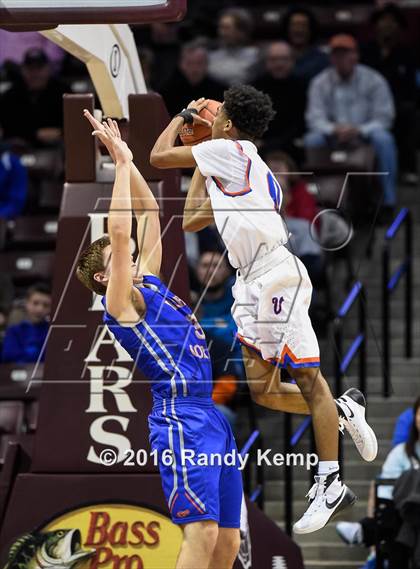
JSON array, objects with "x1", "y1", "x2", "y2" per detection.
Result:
[{"x1": 179, "y1": 99, "x2": 221, "y2": 146}]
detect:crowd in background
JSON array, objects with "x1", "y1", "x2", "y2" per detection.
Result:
[{"x1": 0, "y1": 3, "x2": 419, "y2": 421}]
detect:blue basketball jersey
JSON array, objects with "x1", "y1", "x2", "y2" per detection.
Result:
[{"x1": 101, "y1": 275, "x2": 213, "y2": 401}]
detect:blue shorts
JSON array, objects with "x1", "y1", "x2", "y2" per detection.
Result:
[{"x1": 148, "y1": 396, "x2": 243, "y2": 527}]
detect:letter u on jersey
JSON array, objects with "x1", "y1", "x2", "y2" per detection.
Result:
[{"x1": 272, "y1": 296, "x2": 285, "y2": 315}]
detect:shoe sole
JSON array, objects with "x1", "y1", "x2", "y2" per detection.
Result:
[{"x1": 293, "y1": 487, "x2": 357, "y2": 535}]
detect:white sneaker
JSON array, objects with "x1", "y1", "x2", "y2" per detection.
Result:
[
  {"x1": 336, "y1": 388, "x2": 378, "y2": 462},
  {"x1": 336, "y1": 521, "x2": 363, "y2": 545},
  {"x1": 293, "y1": 472, "x2": 356, "y2": 535}
]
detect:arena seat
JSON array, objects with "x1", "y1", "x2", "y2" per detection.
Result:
[
  {"x1": 304, "y1": 144, "x2": 380, "y2": 226},
  {"x1": 20, "y1": 149, "x2": 62, "y2": 180},
  {"x1": 0, "y1": 402, "x2": 24, "y2": 435},
  {"x1": 38, "y1": 180, "x2": 63, "y2": 212},
  {"x1": 0, "y1": 251, "x2": 54, "y2": 284},
  {"x1": 25, "y1": 401, "x2": 39, "y2": 433},
  {"x1": 0, "y1": 402, "x2": 25, "y2": 465},
  {"x1": 0, "y1": 218, "x2": 6, "y2": 251},
  {"x1": 0, "y1": 435, "x2": 34, "y2": 466},
  {"x1": 8, "y1": 216, "x2": 58, "y2": 250}
]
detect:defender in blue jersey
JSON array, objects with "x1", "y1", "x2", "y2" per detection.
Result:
[{"x1": 76, "y1": 112, "x2": 242, "y2": 569}]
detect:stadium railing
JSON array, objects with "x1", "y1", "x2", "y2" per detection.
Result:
[
  {"x1": 382, "y1": 208, "x2": 413, "y2": 397},
  {"x1": 334, "y1": 281, "x2": 367, "y2": 397},
  {"x1": 240, "y1": 428, "x2": 265, "y2": 510}
]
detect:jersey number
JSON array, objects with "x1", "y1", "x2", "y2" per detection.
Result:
[{"x1": 267, "y1": 171, "x2": 282, "y2": 212}]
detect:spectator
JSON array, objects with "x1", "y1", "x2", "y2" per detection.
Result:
[
  {"x1": 208, "y1": 8, "x2": 260, "y2": 86},
  {"x1": 362, "y1": 3, "x2": 418, "y2": 184},
  {"x1": 195, "y1": 249, "x2": 236, "y2": 341},
  {"x1": 0, "y1": 30, "x2": 65, "y2": 75},
  {"x1": 280, "y1": 7, "x2": 329, "y2": 82},
  {"x1": 138, "y1": 48, "x2": 155, "y2": 92},
  {"x1": 304, "y1": 34, "x2": 397, "y2": 218},
  {"x1": 133, "y1": 23, "x2": 181, "y2": 92},
  {"x1": 0, "y1": 48, "x2": 68, "y2": 148},
  {"x1": 2, "y1": 283, "x2": 51, "y2": 363},
  {"x1": 336, "y1": 396, "x2": 420, "y2": 569},
  {"x1": 195, "y1": 250, "x2": 244, "y2": 426},
  {"x1": 160, "y1": 41, "x2": 224, "y2": 117},
  {"x1": 266, "y1": 151, "x2": 317, "y2": 223},
  {"x1": 393, "y1": 406, "x2": 415, "y2": 447},
  {"x1": 0, "y1": 141, "x2": 28, "y2": 219},
  {"x1": 253, "y1": 42, "x2": 306, "y2": 159},
  {"x1": 0, "y1": 273, "x2": 14, "y2": 352}
]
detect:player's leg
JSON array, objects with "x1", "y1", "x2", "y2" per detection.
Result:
[
  {"x1": 211, "y1": 406, "x2": 243, "y2": 568},
  {"x1": 242, "y1": 345, "x2": 310, "y2": 414},
  {"x1": 287, "y1": 365, "x2": 338, "y2": 460},
  {"x1": 208, "y1": 528, "x2": 240, "y2": 569},
  {"x1": 289, "y1": 364, "x2": 358, "y2": 533},
  {"x1": 176, "y1": 521, "x2": 219, "y2": 569}
]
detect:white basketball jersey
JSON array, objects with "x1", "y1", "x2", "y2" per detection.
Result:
[{"x1": 191, "y1": 138, "x2": 289, "y2": 269}]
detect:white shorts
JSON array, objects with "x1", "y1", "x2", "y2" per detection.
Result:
[{"x1": 232, "y1": 245, "x2": 320, "y2": 367}]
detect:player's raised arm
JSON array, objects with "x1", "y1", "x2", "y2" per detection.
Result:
[
  {"x1": 86, "y1": 113, "x2": 145, "y2": 321},
  {"x1": 84, "y1": 111, "x2": 162, "y2": 276},
  {"x1": 150, "y1": 98, "x2": 211, "y2": 169}
]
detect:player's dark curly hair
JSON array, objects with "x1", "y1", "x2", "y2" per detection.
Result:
[{"x1": 223, "y1": 85, "x2": 276, "y2": 140}]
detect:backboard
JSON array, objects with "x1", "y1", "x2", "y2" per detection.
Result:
[{"x1": 0, "y1": 0, "x2": 186, "y2": 26}]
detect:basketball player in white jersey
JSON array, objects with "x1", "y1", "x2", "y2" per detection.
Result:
[{"x1": 150, "y1": 85, "x2": 378, "y2": 534}]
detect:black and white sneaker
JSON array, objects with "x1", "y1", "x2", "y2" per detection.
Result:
[
  {"x1": 336, "y1": 388, "x2": 378, "y2": 462},
  {"x1": 293, "y1": 472, "x2": 357, "y2": 534}
]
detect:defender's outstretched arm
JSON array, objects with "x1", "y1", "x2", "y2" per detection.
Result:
[
  {"x1": 85, "y1": 111, "x2": 145, "y2": 321},
  {"x1": 84, "y1": 111, "x2": 162, "y2": 276}
]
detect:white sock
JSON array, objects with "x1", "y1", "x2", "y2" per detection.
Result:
[{"x1": 318, "y1": 460, "x2": 339, "y2": 477}]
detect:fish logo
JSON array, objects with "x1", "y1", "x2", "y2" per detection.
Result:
[
  {"x1": 272, "y1": 296, "x2": 285, "y2": 315},
  {"x1": 176, "y1": 510, "x2": 190, "y2": 518},
  {"x1": 4, "y1": 529, "x2": 95, "y2": 569}
]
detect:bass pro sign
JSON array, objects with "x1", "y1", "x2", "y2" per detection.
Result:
[{"x1": 4, "y1": 504, "x2": 182, "y2": 569}]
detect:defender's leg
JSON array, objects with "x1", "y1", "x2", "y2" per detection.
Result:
[
  {"x1": 176, "y1": 521, "x2": 219, "y2": 569},
  {"x1": 208, "y1": 528, "x2": 240, "y2": 569}
]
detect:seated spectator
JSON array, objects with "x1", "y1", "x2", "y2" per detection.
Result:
[
  {"x1": 393, "y1": 406, "x2": 415, "y2": 447},
  {"x1": 195, "y1": 249, "x2": 236, "y2": 342},
  {"x1": 362, "y1": 3, "x2": 418, "y2": 184},
  {"x1": 0, "y1": 140, "x2": 28, "y2": 219},
  {"x1": 0, "y1": 273, "x2": 15, "y2": 352},
  {"x1": 208, "y1": 8, "x2": 260, "y2": 86},
  {"x1": 266, "y1": 151, "x2": 321, "y2": 278},
  {"x1": 133, "y1": 22, "x2": 181, "y2": 92},
  {"x1": 0, "y1": 30, "x2": 65, "y2": 77},
  {"x1": 280, "y1": 7, "x2": 329, "y2": 82},
  {"x1": 253, "y1": 42, "x2": 307, "y2": 160},
  {"x1": 2, "y1": 282, "x2": 51, "y2": 363},
  {"x1": 266, "y1": 151, "x2": 317, "y2": 222},
  {"x1": 336, "y1": 396, "x2": 420, "y2": 569},
  {"x1": 160, "y1": 41, "x2": 224, "y2": 117},
  {"x1": 304, "y1": 34, "x2": 397, "y2": 219},
  {"x1": 0, "y1": 48, "x2": 68, "y2": 149},
  {"x1": 194, "y1": 249, "x2": 244, "y2": 426}
]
